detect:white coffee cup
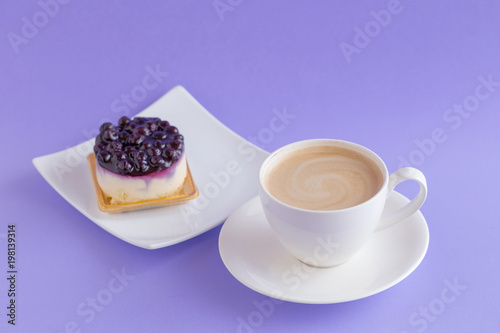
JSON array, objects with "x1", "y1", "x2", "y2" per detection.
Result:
[{"x1": 258, "y1": 139, "x2": 427, "y2": 268}]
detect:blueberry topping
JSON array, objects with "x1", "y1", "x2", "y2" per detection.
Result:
[{"x1": 94, "y1": 116, "x2": 184, "y2": 176}]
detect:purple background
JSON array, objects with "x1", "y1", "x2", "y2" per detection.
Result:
[{"x1": 1, "y1": 0, "x2": 499, "y2": 332}]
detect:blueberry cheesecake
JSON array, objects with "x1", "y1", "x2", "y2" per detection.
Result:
[{"x1": 93, "y1": 116, "x2": 187, "y2": 204}]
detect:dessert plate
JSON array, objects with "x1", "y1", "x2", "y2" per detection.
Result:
[
  {"x1": 219, "y1": 193, "x2": 429, "y2": 304},
  {"x1": 33, "y1": 86, "x2": 269, "y2": 249}
]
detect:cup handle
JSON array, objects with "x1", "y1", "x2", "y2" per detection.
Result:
[{"x1": 375, "y1": 167, "x2": 427, "y2": 231}]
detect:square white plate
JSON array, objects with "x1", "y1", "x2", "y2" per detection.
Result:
[{"x1": 33, "y1": 86, "x2": 269, "y2": 249}]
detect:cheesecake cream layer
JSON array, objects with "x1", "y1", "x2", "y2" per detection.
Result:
[{"x1": 96, "y1": 152, "x2": 187, "y2": 204}]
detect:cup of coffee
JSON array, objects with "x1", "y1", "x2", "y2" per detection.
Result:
[{"x1": 258, "y1": 139, "x2": 427, "y2": 268}]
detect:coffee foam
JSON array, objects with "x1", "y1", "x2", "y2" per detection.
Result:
[{"x1": 264, "y1": 145, "x2": 384, "y2": 210}]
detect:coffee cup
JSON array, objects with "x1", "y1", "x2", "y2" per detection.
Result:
[{"x1": 258, "y1": 139, "x2": 427, "y2": 268}]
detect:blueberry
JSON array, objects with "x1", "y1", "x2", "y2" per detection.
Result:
[
  {"x1": 106, "y1": 141, "x2": 123, "y2": 152},
  {"x1": 114, "y1": 151, "x2": 127, "y2": 160},
  {"x1": 95, "y1": 134, "x2": 104, "y2": 144},
  {"x1": 166, "y1": 126, "x2": 178, "y2": 134},
  {"x1": 171, "y1": 134, "x2": 184, "y2": 142},
  {"x1": 118, "y1": 131, "x2": 129, "y2": 142},
  {"x1": 133, "y1": 117, "x2": 149, "y2": 124},
  {"x1": 103, "y1": 129, "x2": 119, "y2": 142},
  {"x1": 130, "y1": 149, "x2": 142, "y2": 161},
  {"x1": 146, "y1": 147, "x2": 162, "y2": 157},
  {"x1": 172, "y1": 150, "x2": 182, "y2": 163},
  {"x1": 134, "y1": 126, "x2": 151, "y2": 136},
  {"x1": 124, "y1": 146, "x2": 136, "y2": 158},
  {"x1": 167, "y1": 140, "x2": 182, "y2": 150},
  {"x1": 150, "y1": 156, "x2": 166, "y2": 167},
  {"x1": 135, "y1": 150, "x2": 148, "y2": 161},
  {"x1": 116, "y1": 159, "x2": 134, "y2": 174},
  {"x1": 118, "y1": 116, "x2": 131, "y2": 127},
  {"x1": 145, "y1": 121, "x2": 158, "y2": 132},
  {"x1": 141, "y1": 141, "x2": 153, "y2": 149},
  {"x1": 97, "y1": 150, "x2": 112, "y2": 163},
  {"x1": 152, "y1": 131, "x2": 167, "y2": 140},
  {"x1": 134, "y1": 159, "x2": 149, "y2": 173},
  {"x1": 154, "y1": 140, "x2": 166, "y2": 149},
  {"x1": 162, "y1": 148, "x2": 174, "y2": 162},
  {"x1": 158, "y1": 120, "x2": 170, "y2": 130},
  {"x1": 126, "y1": 133, "x2": 144, "y2": 146},
  {"x1": 94, "y1": 142, "x2": 106, "y2": 154},
  {"x1": 124, "y1": 122, "x2": 138, "y2": 133},
  {"x1": 99, "y1": 122, "x2": 114, "y2": 133}
]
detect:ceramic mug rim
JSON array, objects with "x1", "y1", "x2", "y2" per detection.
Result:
[{"x1": 258, "y1": 138, "x2": 390, "y2": 214}]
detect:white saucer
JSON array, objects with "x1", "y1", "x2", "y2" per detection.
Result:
[
  {"x1": 33, "y1": 86, "x2": 269, "y2": 249},
  {"x1": 219, "y1": 193, "x2": 429, "y2": 304}
]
